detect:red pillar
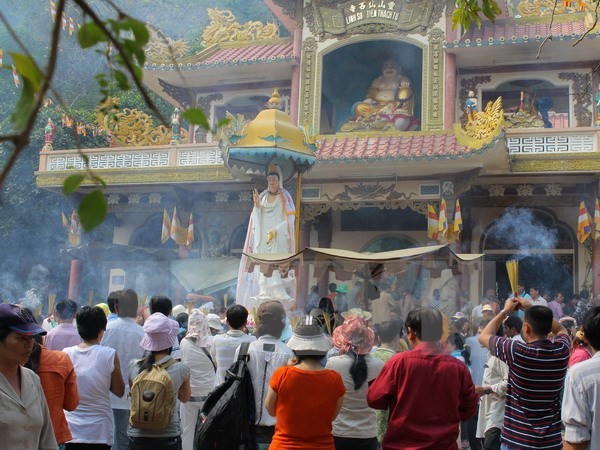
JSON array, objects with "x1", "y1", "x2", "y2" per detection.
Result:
[
  {"x1": 444, "y1": 53, "x2": 457, "y2": 129},
  {"x1": 68, "y1": 259, "x2": 82, "y2": 301}
]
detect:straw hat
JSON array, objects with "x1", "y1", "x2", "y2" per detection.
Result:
[
  {"x1": 341, "y1": 308, "x2": 372, "y2": 321},
  {"x1": 287, "y1": 316, "x2": 332, "y2": 356}
]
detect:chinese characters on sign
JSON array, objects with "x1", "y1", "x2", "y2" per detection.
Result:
[{"x1": 345, "y1": 1, "x2": 402, "y2": 25}]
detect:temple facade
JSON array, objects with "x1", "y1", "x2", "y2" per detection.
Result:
[{"x1": 36, "y1": 1, "x2": 600, "y2": 308}]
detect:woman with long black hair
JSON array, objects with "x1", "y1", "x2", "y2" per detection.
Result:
[{"x1": 327, "y1": 316, "x2": 383, "y2": 450}]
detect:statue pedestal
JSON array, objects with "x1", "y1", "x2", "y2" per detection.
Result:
[{"x1": 247, "y1": 269, "x2": 295, "y2": 311}]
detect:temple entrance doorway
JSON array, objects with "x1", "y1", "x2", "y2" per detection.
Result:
[{"x1": 480, "y1": 208, "x2": 575, "y2": 300}]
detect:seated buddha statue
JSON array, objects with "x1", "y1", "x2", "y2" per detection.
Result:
[{"x1": 341, "y1": 59, "x2": 418, "y2": 132}]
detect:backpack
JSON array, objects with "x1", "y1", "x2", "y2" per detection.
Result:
[
  {"x1": 195, "y1": 342, "x2": 257, "y2": 450},
  {"x1": 129, "y1": 358, "x2": 177, "y2": 431}
]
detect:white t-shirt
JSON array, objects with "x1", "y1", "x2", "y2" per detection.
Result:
[
  {"x1": 211, "y1": 330, "x2": 256, "y2": 385},
  {"x1": 180, "y1": 338, "x2": 215, "y2": 398},
  {"x1": 326, "y1": 353, "x2": 384, "y2": 439},
  {"x1": 64, "y1": 344, "x2": 116, "y2": 444}
]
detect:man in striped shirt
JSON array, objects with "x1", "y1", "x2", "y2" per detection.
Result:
[{"x1": 479, "y1": 298, "x2": 570, "y2": 450}]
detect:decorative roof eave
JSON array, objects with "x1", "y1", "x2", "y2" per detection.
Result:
[
  {"x1": 35, "y1": 166, "x2": 235, "y2": 191},
  {"x1": 144, "y1": 38, "x2": 294, "y2": 71},
  {"x1": 511, "y1": 151, "x2": 600, "y2": 173},
  {"x1": 444, "y1": 16, "x2": 600, "y2": 48}
]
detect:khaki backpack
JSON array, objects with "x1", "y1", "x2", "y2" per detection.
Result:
[{"x1": 129, "y1": 358, "x2": 177, "y2": 431}]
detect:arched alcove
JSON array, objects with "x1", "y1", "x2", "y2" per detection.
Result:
[
  {"x1": 480, "y1": 208, "x2": 575, "y2": 298},
  {"x1": 482, "y1": 78, "x2": 570, "y2": 126},
  {"x1": 213, "y1": 94, "x2": 271, "y2": 124},
  {"x1": 229, "y1": 221, "x2": 249, "y2": 257},
  {"x1": 320, "y1": 40, "x2": 423, "y2": 133}
]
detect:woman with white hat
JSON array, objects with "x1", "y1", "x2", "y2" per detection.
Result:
[
  {"x1": 265, "y1": 316, "x2": 345, "y2": 449},
  {"x1": 179, "y1": 310, "x2": 215, "y2": 450},
  {"x1": 127, "y1": 313, "x2": 191, "y2": 450}
]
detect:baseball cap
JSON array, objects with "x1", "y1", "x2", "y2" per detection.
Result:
[
  {"x1": 0, "y1": 303, "x2": 47, "y2": 336},
  {"x1": 482, "y1": 305, "x2": 494, "y2": 312}
]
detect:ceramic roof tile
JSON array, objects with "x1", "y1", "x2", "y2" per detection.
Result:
[
  {"x1": 202, "y1": 42, "x2": 294, "y2": 65},
  {"x1": 316, "y1": 133, "x2": 477, "y2": 163},
  {"x1": 145, "y1": 41, "x2": 294, "y2": 71},
  {"x1": 446, "y1": 17, "x2": 596, "y2": 47}
]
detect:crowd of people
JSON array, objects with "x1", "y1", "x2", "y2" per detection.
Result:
[{"x1": 1, "y1": 281, "x2": 600, "y2": 450}]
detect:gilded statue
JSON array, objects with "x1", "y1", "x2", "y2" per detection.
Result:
[{"x1": 340, "y1": 59, "x2": 419, "y2": 132}]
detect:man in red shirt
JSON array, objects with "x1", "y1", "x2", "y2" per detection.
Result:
[{"x1": 367, "y1": 308, "x2": 478, "y2": 449}]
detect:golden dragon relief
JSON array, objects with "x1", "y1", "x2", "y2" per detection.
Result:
[
  {"x1": 202, "y1": 9, "x2": 279, "y2": 46},
  {"x1": 454, "y1": 97, "x2": 504, "y2": 149},
  {"x1": 97, "y1": 98, "x2": 188, "y2": 147}
]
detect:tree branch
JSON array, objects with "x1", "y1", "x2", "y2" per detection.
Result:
[
  {"x1": 0, "y1": 0, "x2": 66, "y2": 189},
  {"x1": 536, "y1": 0, "x2": 558, "y2": 59},
  {"x1": 72, "y1": 0, "x2": 167, "y2": 126}
]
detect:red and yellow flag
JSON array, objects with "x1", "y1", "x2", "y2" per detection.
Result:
[
  {"x1": 594, "y1": 198, "x2": 600, "y2": 241},
  {"x1": 69, "y1": 210, "x2": 81, "y2": 246},
  {"x1": 427, "y1": 203, "x2": 438, "y2": 240},
  {"x1": 577, "y1": 201, "x2": 592, "y2": 244},
  {"x1": 50, "y1": 1, "x2": 56, "y2": 22},
  {"x1": 161, "y1": 209, "x2": 171, "y2": 244},
  {"x1": 453, "y1": 198, "x2": 463, "y2": 236},
  {"x1": 186, "y1": 213, "x2": 194, "y2": 246},
  {"x1": 12, "y1": 65, "x2": 20, "y2": 88},
  {"x1": 438, "y1": 198, "x2": 448, "y2": 240},
  {"x1": 170, "y1": 207, "x2": 187, "y2": 245},
  {"x1": 61, "y1": 212, "x2": 68, "y2": 228}
]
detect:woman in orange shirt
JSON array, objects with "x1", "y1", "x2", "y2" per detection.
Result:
[
  {"x1": 26, "y1": 335, "x2": 79, "y2": 446},
  {"x1": 265, "y1": 316, "x2": 345, "y2": 450}
]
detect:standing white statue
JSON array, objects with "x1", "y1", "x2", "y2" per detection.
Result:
[{"x1": 236, "y1": 165, "x2": 296, "y2": 310}]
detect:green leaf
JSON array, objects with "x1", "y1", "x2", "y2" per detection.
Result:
[
  {"x1": 63, "y1": 174, "x2": 85, "y2": 196},
  {"x1": 127, "y1": 19, "x2": 150, "y2": 47},
  {"x1": 183, "y1": 108, "x2": 210, "y2": 130},
  {"x1": 114, "y1": 70, "x2": 130, "y2": 91},
  {"x1": 77, "y1": 22, "x2": 106, "y2": 48},
  {"x1": 78, "y1": 189, "x2": 108, "y2": 231},
  {"x1": 10, "y1": 53, "x2": 43, "y2": 92},
  {"x1": 10, "y1": 78, "x2": 35, "y2": 130},
  {"x1": 216, "y1": 118, "x2": 231, "y2": 128}
]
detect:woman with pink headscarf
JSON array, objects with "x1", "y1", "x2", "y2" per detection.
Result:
[
  {"x1": 179, "y1": 310, "x2": 215, "y2": 450},
  {"x1": 326, "y1": 317, "x2": 384, "y2": 450}
]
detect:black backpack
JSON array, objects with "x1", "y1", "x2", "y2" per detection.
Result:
[{"x1": 195, "y1": 342, "x2": 257, "y2": 450}]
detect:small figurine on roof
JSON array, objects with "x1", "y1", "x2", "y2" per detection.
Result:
[
  {"x1": 43, "y1": 118, "x2": 55, "y2": 150},
  {"x1": 465, "y1": 90, "x2": 478, "y2": 122},
  {"x1": 171, "y1": 107, "x2": 182, "y2": 145}
]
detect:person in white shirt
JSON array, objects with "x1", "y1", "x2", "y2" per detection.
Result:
[
  {"x1": 562, "y1": 306, "x2": 600, "y2": 450},
  {"x1": 101, "y1": 288, "x2": 144, "y2": 450},
  {"x1": 64, "y1": 306, "x2": 125, "y2": 448},
  {"x1": 235, "y1": 301, "x2": 293, "y2": 450},
  {"x1": 179, "y1": 310, "x2": 215, "y2": 450},
  {"x1": 211, "y1": 304, "x2": 256, "y2": 385},
  {"x1": 529, "y1": 286, "x2": 547, "y2": 307},
  {"x1": 475, "y1": 329, "x2": 510, "y2": 450}
]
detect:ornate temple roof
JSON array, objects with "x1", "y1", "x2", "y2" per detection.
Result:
[
  {"x1": 446, "y1": 17, "x2": 599, "y2": 48},
  {"x1": 144, "y1": 39, "x2": 294, "y2": 71},
  {"x1": 316, "y1": 132, "x2": 484, "y2": 163}
]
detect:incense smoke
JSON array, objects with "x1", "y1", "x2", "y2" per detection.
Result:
[{"x1": 489, "y1": 208, "x2": 558, "y2": 257}]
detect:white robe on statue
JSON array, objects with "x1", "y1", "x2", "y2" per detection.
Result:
[{"x1": 236, "y1": 188, "x2": 295, "y2": 312}]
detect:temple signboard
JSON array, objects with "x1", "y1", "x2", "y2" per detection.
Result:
[{"x1": 306, "y1": 0, "x2": 443, "y2": 39}]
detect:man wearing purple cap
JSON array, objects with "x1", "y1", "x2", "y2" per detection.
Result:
[{"x1": 0, "y1": 303, "x2": 58, "y2": 449}]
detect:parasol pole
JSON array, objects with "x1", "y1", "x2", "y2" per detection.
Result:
[{"x1": 295, "y1": 170, "x2": 302, "y2": 251}]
